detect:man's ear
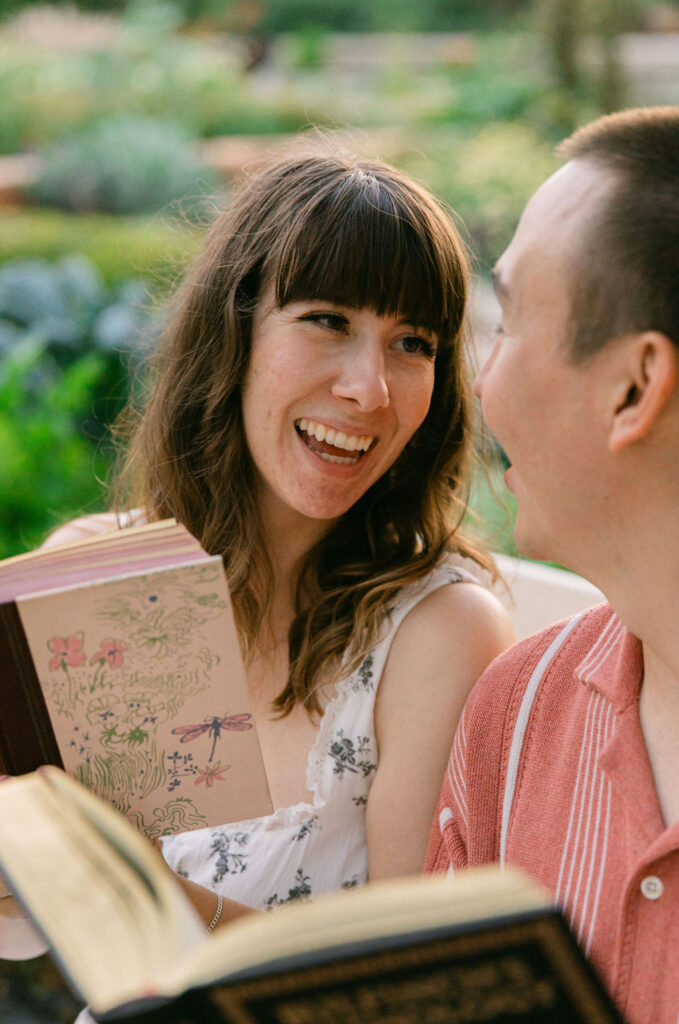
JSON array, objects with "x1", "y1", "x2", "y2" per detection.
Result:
[{"x1": 608, "y1": 332, "x2": 678, "y2": 453}]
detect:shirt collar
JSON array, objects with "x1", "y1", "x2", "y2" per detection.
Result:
[{"x1": 574, "y1": 608, "x2": 643, "y2": 709}]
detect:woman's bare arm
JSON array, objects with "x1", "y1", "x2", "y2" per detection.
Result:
[
  {"x1": 366, "y1": 581, "x2": 514, "y2": 880},
  {"x1": 41, "y1": 513, "x2": 120, "y2": 548}
]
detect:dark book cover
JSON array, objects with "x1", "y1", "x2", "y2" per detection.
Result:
[
  {"x1": 0, "y1": 601, "x2": 62, "y2": 776},
  {"x1": 95, "y1": 908, "x2": 624, "y2": 1024}
]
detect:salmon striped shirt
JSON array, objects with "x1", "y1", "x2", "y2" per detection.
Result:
[{"x1": 425, "y1": 604, "x2": 679, "y2": 1024}]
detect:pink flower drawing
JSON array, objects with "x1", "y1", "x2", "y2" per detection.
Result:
[
  {"x1": 90, "y1": 638, "x2": 127, "y2": 668},
  {"x1": 194, "y1": 761, "x2": 230, "y2": 788},
  {"x1": 48, "y1": 634, "x2": 87, "y2": 671}
]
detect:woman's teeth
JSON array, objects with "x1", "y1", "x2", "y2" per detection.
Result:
[
  {"x1": 297, "y1": 418, "x2": 373, "y2": 454},
  {"x1": 319, "y1": 452, "x2": 358, "y2": 464}
]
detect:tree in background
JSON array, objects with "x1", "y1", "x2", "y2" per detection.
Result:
[{"x1": 540, "y1": 0, "x2": 643, "y2": 131}]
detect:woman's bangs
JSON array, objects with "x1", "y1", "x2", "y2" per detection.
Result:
[{"x1": 272, "y1": 192, "x2": 452, "y2": 337}]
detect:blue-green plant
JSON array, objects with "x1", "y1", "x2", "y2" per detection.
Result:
[
  {"x1": 30, "y1": 116, "x2": 217, "y2": 216},
  {"x1": 0, "y1": 255, "x2": 154, "y2": 556}
]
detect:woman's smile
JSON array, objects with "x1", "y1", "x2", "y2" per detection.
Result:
[{"x1": 295, "y1": 418, "x2": 376, "y2": 464}]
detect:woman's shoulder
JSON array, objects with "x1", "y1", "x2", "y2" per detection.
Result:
[
  {"x1": 394, "y1": 571, "x2": 514, "y2": 669},
  {"x1": 377, "y1": 551, "x2": 513, "y2": 687},
  {"x1": 389, "y1": 552, "x2": 493, "y2": 618},
  {"x1": 41, "y1": 510, "x2": 143, "y2": 548}
]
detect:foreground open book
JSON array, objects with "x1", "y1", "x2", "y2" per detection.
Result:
[
  {"x1": 0, "y1": 520, "x2": 272, "y2": 835},
  {"x1": 0, "y1": 769, "x2": 623, "y2": 1024}
]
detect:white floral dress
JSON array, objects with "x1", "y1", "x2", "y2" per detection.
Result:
[{"x1": 160, "y1": 562, "x2": 475, "y2": 909}]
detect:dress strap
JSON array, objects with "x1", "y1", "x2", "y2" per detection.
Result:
[{"x1": 307, "y1": 561, "x2": 480, "y2": 801}]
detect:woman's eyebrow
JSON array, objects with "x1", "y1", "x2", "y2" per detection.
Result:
[{"x1": 394, "y1": 315, "x2": 436, "y2": 330}]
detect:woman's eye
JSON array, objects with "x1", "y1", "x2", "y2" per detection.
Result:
[
  {"x1": 396, "y1": 335, "x2": 437, "y2": 359},
  {"x1": 495, "y1": 323, "x2": 505, "y2": 337},
  {"x1": 300, "y1": 312, "x2": 348, "y2": 332}
]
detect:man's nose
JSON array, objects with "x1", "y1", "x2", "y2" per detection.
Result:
[
  {"x1": 473, "y1": 338, "x2": 500, "y2": 399},
  {"x1": 331, "y1": 342, "x2": 390, "y2": 410}
]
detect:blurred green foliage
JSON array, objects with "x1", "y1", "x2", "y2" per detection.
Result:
[
  {"x1": 0, "y1": 256, "x2": 153, "y2": 555},
  {"x1": 0, "y1": 0, "x2": 534, "y2": 30},
  {"x1": 466, "y1": 460, "x2": 519, "y2": 558},
  {"x1": 0, "y1": 8, "x2": 320, "y2": 153},
  {"x1": 0, "y1": 337, "x2": 111, "y2": 555},
  {"x1": 399, "y1": 122, "x2": 560, "y2": 271},
  {"x1": 0, "y1": 210, "x2": 201, "y2": 288},
  {"x1": 31, "y1": 116, "x2": 218, "y2": 216}
]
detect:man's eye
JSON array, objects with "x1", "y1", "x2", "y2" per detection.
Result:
[
  {"x1": 495, "y1": 323, "x2": 505, "y2": 337},
  {"x1": 300, "y1": 312, "x2": 348, "y2": 332},
  {"x1": 397, "y1": 335, "x2": 437, "y2": 358}
]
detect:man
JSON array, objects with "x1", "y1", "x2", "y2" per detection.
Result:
[{"x1": 425, "y1": 105, "x2": 679, "y2": 1024}]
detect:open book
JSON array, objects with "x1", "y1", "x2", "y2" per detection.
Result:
[
  {"x1": 0, "y1": 768, "x2": 623, "y2": 1024},
  {"x1": 0, "y1": 521, "x2": 272, "y2": 835}
]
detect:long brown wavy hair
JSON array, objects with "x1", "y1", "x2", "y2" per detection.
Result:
[{"x1": 116, "y1": 148, "x2": 494, "y2": 716}]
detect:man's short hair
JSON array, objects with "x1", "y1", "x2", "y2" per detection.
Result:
[{"x1": 557, "y1": 106, "x2": 679, "y2": 361}]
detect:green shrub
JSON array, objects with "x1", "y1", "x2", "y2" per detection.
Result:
[
  {"x1": 0, "y1": 255, "x2": 156, "y2": 555},
  {"x1": 30, "y1": 116, "x2": 219, "y2": 215},
  {"x1": 0, "y1": 338, "x2": 112, "y2": 557},
  {"x1": 444, "y1": 123, "x2": 559, "y2": 267},
  {"x1": 288, "y1": 27, "x2": 328, "y2": 70},
  {"x1": 0, "y1": 255, "x2": 151, "y2": 360},
  {"x1": 257, "y1": 0, "x2": 531, "y2": 31},
  {"x1": 0, "y1": 210, "x2": 202, "y2": 289},
  {"x1": 0, "y1": 22, "x2": 315, "y2": 152},
  {"x1": 397, "y1": 123, "x2": 559, "y2": 270}
]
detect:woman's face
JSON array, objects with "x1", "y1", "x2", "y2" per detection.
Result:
[{"x1": 241, "y1": 285, "x2": 438, "y2": 532}]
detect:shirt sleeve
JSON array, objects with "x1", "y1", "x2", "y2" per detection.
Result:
[
  {"x1": 423, "y1": 623, "x2": 566, "y2": 876},
  {"x1": 423, "y1": 698, "x2": 471, "y2": 874}
]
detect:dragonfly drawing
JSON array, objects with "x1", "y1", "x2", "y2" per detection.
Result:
[{"x1": 172, "y1": 712, "x2": 253, "y2": 761}]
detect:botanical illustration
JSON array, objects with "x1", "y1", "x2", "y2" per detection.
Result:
[{"x1": 19, "y1": 560, "x2": 271, "y2": 834}]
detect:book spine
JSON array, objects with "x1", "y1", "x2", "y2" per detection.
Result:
[{"x1": 0, "y1": 601, "x2": 63, "y2": 775}]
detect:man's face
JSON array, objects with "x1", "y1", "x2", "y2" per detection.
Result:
[{"x1": 474, "y1": 160, "x2": 618, "y2": 568}]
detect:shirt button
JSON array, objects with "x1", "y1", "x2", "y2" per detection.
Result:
[{"x1": 640, "y1": 875, "x2": 663, "y2": 900}]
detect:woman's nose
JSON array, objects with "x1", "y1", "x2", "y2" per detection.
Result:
[{"x1": 331, "y1": 342, "x2": 390, "y2": 410}]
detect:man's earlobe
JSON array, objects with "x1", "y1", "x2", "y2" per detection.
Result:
[{"x1": 608, "y1": 332, "x2": 678, "y2": 453}]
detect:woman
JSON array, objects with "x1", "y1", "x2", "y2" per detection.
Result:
[{"x1": 48, "y1": 148, "x2": 513, "y2": 929}]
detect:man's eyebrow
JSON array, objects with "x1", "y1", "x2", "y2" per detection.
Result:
[{"x1": 491, "y1": 267, "x2": 508, "y2": 301}]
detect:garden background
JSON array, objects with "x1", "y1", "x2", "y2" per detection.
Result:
[
  {"x1": 1, "y1": 0, "x2": 678, "y2": 562},
  {"x1": 0, "y1": 1, "x2": 678, "y2": 1020}
]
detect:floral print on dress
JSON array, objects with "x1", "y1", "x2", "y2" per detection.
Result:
[
  {"x1": 327, "y1": 729, "x2": 376, "y2": 779},
  {"x1": 160, "y1": 563, "x2": 476, "y2": 912},
  {"x1": 352, "y1": 653, "x2": 375, "y2": 693},
  {"x1": 209, "y1": 829, "x2": 251, "y2": 882},
  {"x1": 291, "y1": 815, "x2": 318, "y2": 842},
  {"x1": 264, "y1": 868, "x2": 312, "y2": 907}
]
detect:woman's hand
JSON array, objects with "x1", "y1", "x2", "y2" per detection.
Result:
[{"x1": 0, "y1": 888, "x2": 49, "y2": 960}]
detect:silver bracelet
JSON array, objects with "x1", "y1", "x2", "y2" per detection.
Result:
[{"x1": 206, "y1": 893, "x2": 223, "y2": 934}]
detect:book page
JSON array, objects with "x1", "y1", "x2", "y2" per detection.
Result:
[
  {"x1": 0, "y1": 521, "x2": 208, "y2": 602},
  {"x1": 17, "y1": 559, "x2": 272, "y2": 835},
  {"x1": 174, "y1": 868, "x2": 550, "y2": 991},
  {"x1": 0, "y1": 770, "x2": 204, "y2": 1012}
]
